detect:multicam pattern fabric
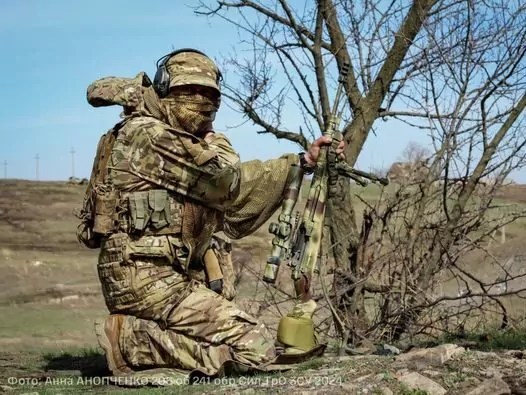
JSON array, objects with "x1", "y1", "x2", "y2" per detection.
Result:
[
  {"x1": 119, "y1": 284, "x2": 275, "y2": 374},
  {"x1": 87, "y1": 72, "x2": 151, "y2": 110},
  {"x1": 108, "y1": 115, "x2": 240, "y2": 212},
  {"x1": 97, "y1": 233, "x2": 189, "y2": 316},
  {"x1": 166, "y1": 52, "x2": 221, "y2": 92},
  {"x1": 205, "y1": 132, "x2": 240, "y2": 168},
  {"x1": 212, "y1": 231, "x2": 237, "y2": 301},
  {"x1": 87, "y1": 71, "x2": 300, "y2": 376}
]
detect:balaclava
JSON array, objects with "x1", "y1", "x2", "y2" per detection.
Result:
[{"x1": 161, "y1": 51, "x2": 221, "y2": 135}]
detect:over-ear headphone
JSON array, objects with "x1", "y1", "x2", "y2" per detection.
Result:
[{"x1": 153, "y1": 48, "x2": 223, "y2": 98}]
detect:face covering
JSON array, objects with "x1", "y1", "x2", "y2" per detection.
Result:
[{"x1": 162, "y1": 89, "x2": 220, "y2": 135}]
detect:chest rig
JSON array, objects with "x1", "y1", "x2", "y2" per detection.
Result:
[{"x1": 76, "y1": 120, "x2": 186, "y2": 250}]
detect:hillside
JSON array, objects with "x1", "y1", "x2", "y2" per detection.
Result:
[{"x1": 0, "y1": 179, "x2": 526, "y2": 394}]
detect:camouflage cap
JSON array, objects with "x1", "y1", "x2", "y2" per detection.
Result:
[{"x1": 165, "y1": 52, "x2": 221, "y2": 93}]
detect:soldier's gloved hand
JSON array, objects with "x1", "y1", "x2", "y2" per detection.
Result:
[{"x1": 304, "y1": 135, "x2": 345, "y2": 166}]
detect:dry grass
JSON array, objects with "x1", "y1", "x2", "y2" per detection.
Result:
[
  {"x1": 0, "y1": 179, "x2": 526, "y2": 392},
  {"x1": 0, "y1": 180, "x2": 104, "y2": 353},
  {"x1": 1, "y1": 179, "x2": 525, "y2": 340}
]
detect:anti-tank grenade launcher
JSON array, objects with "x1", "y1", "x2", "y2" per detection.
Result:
[{"x1": 263, "y1": 63, "x2": 389, "y2": 302}]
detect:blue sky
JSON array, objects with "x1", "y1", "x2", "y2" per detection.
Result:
[{"x1": 0, "y1": 0, "x2": 459, "y2": 181}]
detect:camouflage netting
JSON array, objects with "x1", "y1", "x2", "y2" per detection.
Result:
[{"x1": 223, "y1": 155, "x2": 299, "y2": 239}]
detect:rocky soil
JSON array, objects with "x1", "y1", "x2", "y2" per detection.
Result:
[
  {"x1": 197, "y1": 344, "x2": 525, "y2": 394},
  {"x1": 1, "y1": 343, "x2": 526, "y2": 394}
]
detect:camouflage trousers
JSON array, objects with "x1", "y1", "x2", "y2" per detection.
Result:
[
  {"x1": 97, "y1": 233, "x2": 276, "y2": 375},
  {"x1": 115, "y1": 284, "x2": 276, "y2": 375}
]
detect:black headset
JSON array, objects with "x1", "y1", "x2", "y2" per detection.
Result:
[{"x1": 153, "y1": 48, "x2": 223, "y2": 98}]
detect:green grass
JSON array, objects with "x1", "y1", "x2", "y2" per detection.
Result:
[
  {"x1": 397, "y1": 386, "x2": 428, "y2": 395},
  {"x1": 2, "y1": 347, "x2": 219, "y2": 394},
  {"x1": 440, "y1": 328, "x2": 526, "y2": 351},
  {"x1": 0, "y1": 304, "x2": 105, "y2": 352},
  {"x1": 442, "y1": 370, "x2": 468, "y2": 389},
  {"x1": 43, "y1": 346, "x2": 103, "y2": 360},
  {"x1": 381, "y1": 370, "x2": 395, "y2": 382},
  {"x1": 294, "y1": 357, "x2": 328, "y2": 371}
]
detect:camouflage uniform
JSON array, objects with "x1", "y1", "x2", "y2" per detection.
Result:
[{"x1": 79, "y1": 51, "x2": 300, "y2": 377}]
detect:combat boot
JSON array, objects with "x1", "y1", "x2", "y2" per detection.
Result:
[{"x1": 95, "y1": 314, "x2": 133, "y2": 376}]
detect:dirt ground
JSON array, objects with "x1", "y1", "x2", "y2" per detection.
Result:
[
  {"x1": 496, "y1": 183, "x2": 526, "y2": 204},
  {"x1": 1, "y1": 180, "x2": 526, "y2": 394}
]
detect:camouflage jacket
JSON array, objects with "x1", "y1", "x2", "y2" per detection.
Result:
[{"x1": 85, "y1": 72, "x2": 299, "y2": 253}]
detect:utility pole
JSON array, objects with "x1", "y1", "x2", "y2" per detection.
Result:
[
  {"x1": 70, "y1": 147, "x2": 75, "y2": 179},
  {"x1": 35, "y1": 154, "x2": 40, "y2": 181},
  {"x1": 3, "y1": 160, "x2": 6, "y2": 179}
]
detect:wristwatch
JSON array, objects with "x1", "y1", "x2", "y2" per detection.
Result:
[{"x1": 299, "y1": 152, "x2": 315, "y2": 174}]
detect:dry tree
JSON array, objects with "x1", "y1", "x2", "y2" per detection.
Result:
[{"x1": 195, "y1": 0, "x2": 526, "y2": 351}]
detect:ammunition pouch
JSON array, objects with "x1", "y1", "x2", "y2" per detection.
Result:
[
  {"x1": 76, "y1": 120, "x2": 184, "y2": 248},
  {"x1": 75, "y1": 184, "x2": 119, "y2": 249},
  {"x1": 127, "y1": 190, "x2": 172, "y2": 232},
  {"x1": 128, "y1": 191, "x2": 151, "y2": 232},
  {"x1": 93, "y1": 186, "x2": 120, "y2": 235},
  {"x1": 121, "y1": 190, "x2": 184, "y2": 236},
  {"x1": 76, "y1": 123, "x2": 121, "y2": 249},
  {"x1": 77, "y1": 186, "x2": 185, "y2": 250}
]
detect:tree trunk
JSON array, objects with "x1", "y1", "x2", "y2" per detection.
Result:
[
  {"x1": 327, "y1": 178, "x2": 367, "y2": 343},
  {"x1": 325, "y1": 0, "x2": 439, "y2": 346}
]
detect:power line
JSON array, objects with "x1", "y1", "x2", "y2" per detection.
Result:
[
  {"x1": 70, "y1": 147, "x2": 75, "y2": 179},
  {"x1": 35, "y1": 153, "x2": 40, "y2": 181}
]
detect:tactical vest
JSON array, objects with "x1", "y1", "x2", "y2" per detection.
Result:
[
  {"x1": 75, "y1": 120, "x2": 185, "y2": 249},
  {"x1": 77, "y1": 73, "x2": 242, "y2": 298}
]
